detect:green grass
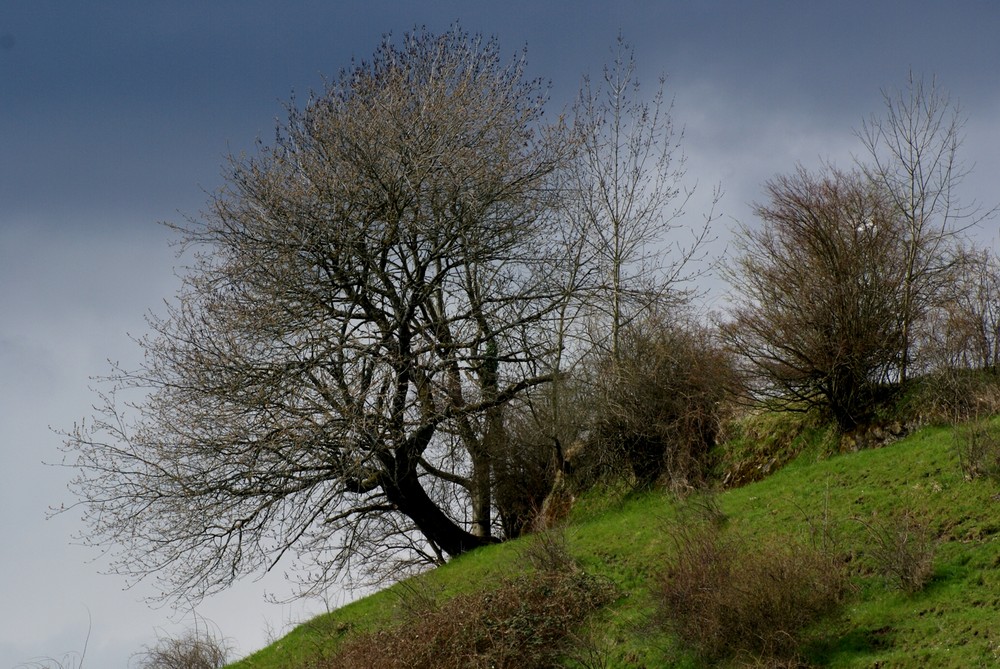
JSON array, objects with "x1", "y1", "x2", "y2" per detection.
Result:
[{"x1": 229, "y1": 418, "x2": 1000, "y2": 668}]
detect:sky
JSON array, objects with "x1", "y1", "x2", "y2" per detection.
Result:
[{"x1": 2, "y1": 1, "x2": 1000, "y2": 666}]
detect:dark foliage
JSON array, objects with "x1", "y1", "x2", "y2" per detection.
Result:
[{"x1": 589, "y1": 313, "x2": 739, "y2": 488}]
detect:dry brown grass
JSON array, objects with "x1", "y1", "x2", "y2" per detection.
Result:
[
  {"x1": 657, "y1": 522, "x2": 846, "y2": 665},
  {"x1": 325, "y1": 532, "x2": 615, "y2": 669}
]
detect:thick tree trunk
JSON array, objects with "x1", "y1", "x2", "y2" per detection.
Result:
[
  {"x1": 469, "y1": 445, "x2": 492, "y2": 539},
  {"x1": 384, "y1": 469, "x2": 496, "y2": 558},
  {"x1": 468, "y1": 333, "x2": 502, "y2": 539}
]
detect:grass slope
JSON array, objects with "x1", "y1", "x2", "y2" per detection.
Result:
[{"x1": 229, "y1": 420, "x2": 1000, "y2": 668}]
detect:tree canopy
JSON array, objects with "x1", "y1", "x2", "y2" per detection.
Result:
[
  {"x1": 722, "y1": 166, "x2": 907, "y2": 430},
  {"x1": 64, "y1": 26, "x2": 575, "y2": 599}
]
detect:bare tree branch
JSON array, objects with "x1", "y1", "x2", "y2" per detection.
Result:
[
  {"x1": 857, "y1": 71, "x2": 996, "y2": 381},
  {"x1": 58, "y1": 26, "x2": 576, "y2": 603}
]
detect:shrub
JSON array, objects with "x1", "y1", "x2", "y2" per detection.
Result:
[
  {"x1": 854, "y1": 510, "x2": 936, "y2": 593},
  {"x1": 954, "y1": 418, "x2": 1000, "y2": 482},
  {"x1": 658, "y1": 522, "x2": 846, "y2": 665},
  {"x1": 675, "y1": 487, "x2": 728, "y2": 529},
  {"x1": 720, "y1": 166, "x2": 907, "y2": 433},
  {"x1": 133, "y1": 622, "x2": 230, "y2": 669},
  {"x1": 328, "y1": 566, "x2": 616, "y2": 669},
  {"x1": 492, "y1": 421, "x2": 560, "y2": 539},
  {"x1": 587, "y1": 313, "x2": 740, "y2": 489},
  {"x1": 900, "y1": 368, "x2": 1000, "y2": 426},
  {"x1": 500, "y1": 380, "x2": 593, "y2": 536},
  {"x1": 516, "y1": 527, "x2": 577, "y2": 573}
]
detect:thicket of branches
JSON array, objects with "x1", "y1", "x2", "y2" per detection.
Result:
[
  {"x1": 588, "y1": 311, "x2": 739, "y2": 488},
  {"x1": 722, "y1": 166, "x2": 908, "y2": 431},
  {"x1": 132, "y1": 620, "x2": 230, "y2": 669},
  {"x1": 722, "y1": 73, "x2": 997, "y2": 431}
]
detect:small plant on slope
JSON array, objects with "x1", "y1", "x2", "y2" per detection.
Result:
[{"x1": 658, "y1": 521, "x2": 847, "y2": 665}]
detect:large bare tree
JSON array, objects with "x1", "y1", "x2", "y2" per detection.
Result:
[
  {"x1": 569, "y1": 35, "x2": 716, "y2": 360},
  {"x1": 857, "y1": 71, "x2": 992, "y2": 381},
  {"x1": 61, "y1": 27, "x2": 571, "y2": 600},
  {"x1": 499, "y1": 37, "x2": 720, "y2": 504}
]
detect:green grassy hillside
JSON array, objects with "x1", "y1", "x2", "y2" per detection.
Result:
[{"x1": 228, "y1": 418, "x2": 1000, "y2": 668}]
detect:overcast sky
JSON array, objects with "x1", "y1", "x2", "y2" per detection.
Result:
[{"x1": 3, "y1": 2, "x2": 1000, "y2": 667}]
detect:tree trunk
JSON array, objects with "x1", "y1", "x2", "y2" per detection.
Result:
[
  {"x1": 468, "y1": 334, "x2": 502, "y2": 539},
  {"x1": 384, "y1": 469, "x2": 496, "y2": 558},
  {"x1": 469, "y1": 443, "x2": 492, "y2": 539}
]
